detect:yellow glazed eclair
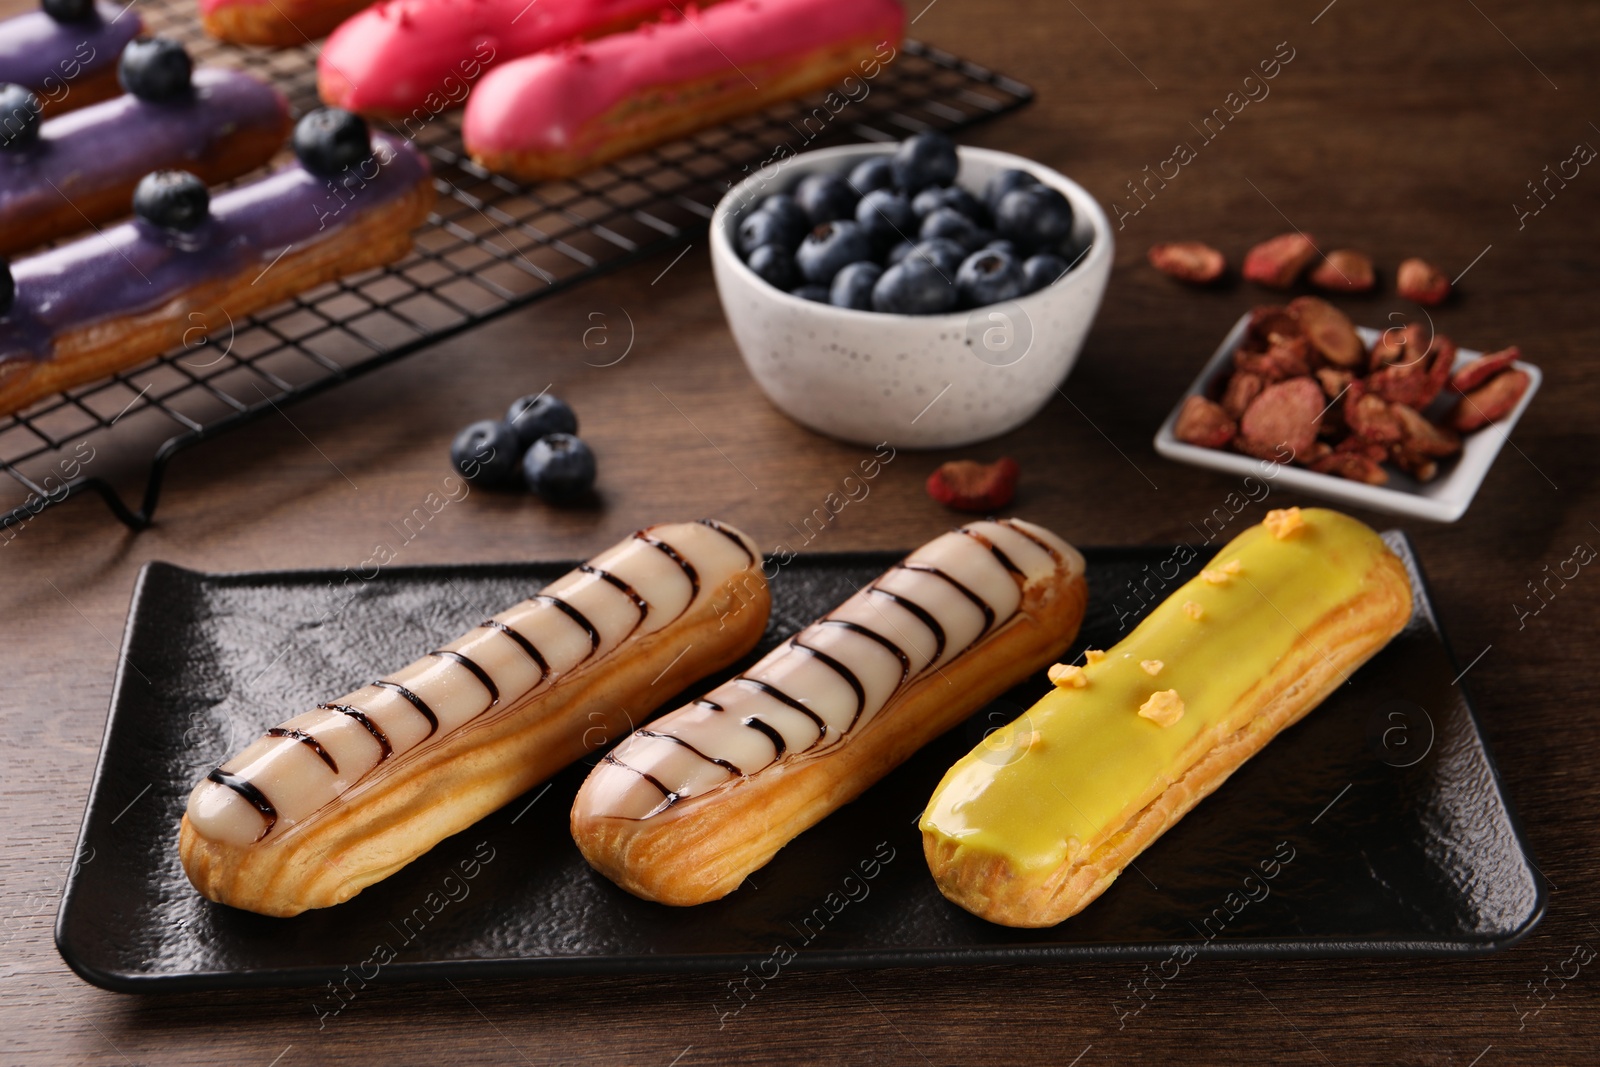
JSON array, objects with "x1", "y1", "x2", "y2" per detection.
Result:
[
  {"x1": 180, "y1": 520, "x2": 769, "y2": 917},
  {"x1": 572, "y1": 519, "x2": 1088, "y2": 906},
  {"x1": 920, "y1": 508, "x2": 1413, "y2": 928}
]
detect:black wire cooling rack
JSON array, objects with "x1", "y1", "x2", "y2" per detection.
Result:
[{"x1": 0, "y1": 0, "x2": 1033, "y2": 533}]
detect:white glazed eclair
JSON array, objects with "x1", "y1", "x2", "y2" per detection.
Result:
[
  {"x1": 572, "y1": 519, "x2": 1088, "y2": 906},
  {"x1": 180, "y1": 519, "x2": 770, "y2": 917}
]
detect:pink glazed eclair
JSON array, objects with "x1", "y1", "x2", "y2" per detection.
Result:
[
  {"x1": 318, "y1": 0, "x2": 689, "y2": 118},
  {"x1": 462, "y1": 0, "x2": 905, "y2": 181}
]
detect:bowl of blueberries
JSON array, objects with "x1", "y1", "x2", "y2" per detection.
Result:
[{"x1": 710, "y1": 131, "x2": 1112, "y2": 448}]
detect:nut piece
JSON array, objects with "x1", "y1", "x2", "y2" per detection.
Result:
[
  {"x1": 1451, "y1": 369, "x2": 1531, "y2": 431},
  {"x1": 1288, "y1": 295, "x2": 1365, "y2": 368},
  {"x1": 1174, "y1": 395, "x2": 1237, "y2": 448},
  {"x1": 1140, "y1": 659, "x2": 1165, "y2": 676},
  {"x1": 1084, "y1": 649, "x2": 1107, "y2": 665},
  {"x1": 1397, "y1": 257, "x2": 1450, "y2": 305},
  {"x1": 1183, "y1": 601, "x2": 1204, "y2": 620},
  {"x1": 1309, "y1": 249, "x2": 1376, "y2": 293},
  {"x1": 1048, "y1": 663, "x2": 1088, "y2": 688},
  {"x1": 1149, "y1": 241, "x2": 1227, "y2": 284},
  {"x1": 1264, "y1": 507, "x2": 1305, "y2": 539},
  {"x1": 1238, "y1": 377, "x2": 1324, "y2": 460},
  {"x1": 1243, "y1": 232, "x2": 1319, "y2": 289},
  {"x1": 1139, "y1": 689, "x2": 1185, "y2": 727},
  {"x1": 1451, "y1": 346, "x2": 1521, "y2": 394}
]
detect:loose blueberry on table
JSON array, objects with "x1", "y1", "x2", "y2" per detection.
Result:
[
  {"x1": 734, "y1": 132, "x2": 1085, "y2": 314},
  {"x1": 450, "y1": 394, "x2": 597, "y2": 502}
]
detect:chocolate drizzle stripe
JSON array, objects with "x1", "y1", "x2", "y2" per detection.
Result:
[
  {"x1": 898, "y1": 562, "x2": 996, "y2": 634},
  {"x1": 481, "y1": 619, "x2": 548, "y2": 677},
  {"x1": 603, "y1": 753, "x2": 680, "y2": 811},
  {"x1": 535, "y1": 593, "x2": 602, "y2": 655},
  {"x1": 741, "y1": 716, "x2": 787, "y2": 759},
  {"x1": 957, "y1": 525, "x2": 1026, "y2": 579},
  {"x1": 1000, "y1": 518, "x2": 1062, "y2": 562},
  {"x1": 697, "y1": 518, "x2": 756, "y2": 564},
  {"x1": 789, "y1": 640, "x2": 867, "y2": 730},
  {"x1": 695, "y1": 698, "x2": 725, "y2": 712},
  {"x1": 637, "y1": 729, "x2": 743, "y2": 776},
  {"x1": 430, "y1": 649, "x2": 499, "y2": 705},
  {"x1": 207, "y1": 768, "x2": 277, "y2": 839},
  {"x1": 866, "y1": 586, "x2": 947, "y2": 664},
  {"x1": 634, "y1": 530, "x2": 701, "y2": 606},
  {"x1": 319, "y1": 703, "x2": 393, "y2": 759},
  {"x1": 372, "y1": 680, "x2": 439, "y2": 737},
  {"x1": 734, "y1": 677, "x2": 829, "y2": 741},
  {"x1": 819, "y1": 619, "x2": 912, "y2": 682},
  {"x1": 266, "y1": 727, "x2": 339, "y2": 773},
  {"x1": 580, "y1": 564, "x2": 650, "y2": 619}
]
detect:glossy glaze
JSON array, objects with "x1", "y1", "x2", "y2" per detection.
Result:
[
  {"x1": 920, "y1": 509, "x2": 1411, "y2": 877},
  {"x1": 0, "y1": 132, "x2": 427, "y2": 376},
  {"x1": 186, "y1": 520, "x2": 758, "y2": 847},
  {"x1": 319, "y1": 0, "x2": 681, "y2": 116},
  {"x1": 0, "y1": 68, "x2": 287, "y2": 216},
  {"x1": 0, "y1": 1, "x2": 138, "y2": 91},
  {"x1": 577, "y1": 519, "x2": 1071, "y2": 822},
  {"x1": 462, "y1": 0, "x2": 905, "y2": 156}
]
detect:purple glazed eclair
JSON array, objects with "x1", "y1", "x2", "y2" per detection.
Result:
[{"x1": 0, "y1": 0, "x2": 141, "y2": 115}]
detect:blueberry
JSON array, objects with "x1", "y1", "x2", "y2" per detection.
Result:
[
  {"x1": 995, "y1": 184, "x2": 1075, "y2": 252},
  {"x1": 886, "y1": 240, "x2": 916, "y2": 266},
  {"x1": 846, "y1": 156, "x2": 894, "y2": 196},
  {"x1": 830, "y1": 261, "x2": 883, "y2": 310},
  {"x1": 523, "y1": 433, "x2": 596, "y2": 502},
  {"x1": 906, "y1": 237, "x2": 966, "y2": 276},
  {"x1": 293, "y1": 107, "x2": 372, "y2": 177},
  {"x1": 793, "y1": 172, "x2": 858, "y2": 226},
  {"x1": 0, "y1": 84, "x2": 41, "y2": 150},
  {"x1": 956, "y1": 249, "x2": 1025, "y2": 307},
  {"x1": 43, "y1": 0, "x2": 98, "y2": 21},
  {"x1": 892, "y1": 130, "x2": 959, "y2": 193},
  {"x1": 1022, "y1": 252, "x2": 1072, "y2": 292},
  {"x1": 920, "y1": 206, "x2": 982, "y2": 250},
  {"x1": 982, "y1": 168, "x2": 1039, "y2": 212},
  {"x1": 738, "y1": 209, "x2": 803, "y2": 256},
  {"x1": 872, "y1": 257, "x2": 957, "y2": 315},
  {"x1": 757, "y1": 194, "x2": 809, "y2": 242},
  {"x1": 117, "y1": 37, "x2": 191, "y2": 102},
  {"x1": 133, "y1": 170, "x2": 209, "y2": 231},
  {"x1": 912, "y1": 184, "x2": 985, "y2": 223},
  {"x1": 795, "y1": 220, "x2": 873, "y2": 285},
  {"x1": 854, "y1": 188, "x2": 915, "y2": 245},
  {"x1": 985, "y1": 238, "x2": 1019, "y2": 256},
  {"x1": 505, "y1": 393, "x2": 578, "y2": 449},
  {"x1": 790, "y1": 284, "x2": 831, "y2": 303},
  {"x1": 450, "y1": 419, "x2": 520, "y2": 486},
  {"x1": 0, "y1": 258, "x2": 13, "y2": 317},
  {"x1": 746, "y1": 244, "x2": 800, "y2": 290}
]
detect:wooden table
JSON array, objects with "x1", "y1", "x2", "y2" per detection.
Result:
[{"x1": 3, "y1": 0, "x2": 1597, "y2": 1062}]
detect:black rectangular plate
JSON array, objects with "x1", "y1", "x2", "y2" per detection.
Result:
[{"x1": 56, "y1": 537, "x2": 1544, "y2": 992}]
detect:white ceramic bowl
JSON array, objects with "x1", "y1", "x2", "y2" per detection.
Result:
[
  {"x1": 710, "y1": 144, "x2": 1113, "y2": 449},
  {"x1": 1153, "y1": 312, "x2": 1543, "y2": 523}
]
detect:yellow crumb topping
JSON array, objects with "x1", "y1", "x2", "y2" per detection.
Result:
[
  {"x1": 1138, "y1": 689, "x2": 1185, "y2": 727},
  {"x1": 1084, "y1": 649, "x2": 1107, "y2": 665},
  {"x1": 1183, "y1": 601, "x2": 1204, "y2": 620},
  {"x1": 1223, "y1": 559, "x2": 1242, "y2": 575},
  {"x1": 1264, "y1": 507, "x2": 1305, "y2": 539},
  {"x1": 1140, "y1": 659, "x2": 1164, "y2": 676},
  {"x1": 1201, "y1": 568, "x2": 1230, "y2": 585},
  {"x1": 1048, "y1": 664, "x2": 1087, "y2": 688}
]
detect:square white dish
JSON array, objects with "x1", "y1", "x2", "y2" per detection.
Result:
[{"x1": 1153, "y1": 312, "x2": 1543, "y2": 523}]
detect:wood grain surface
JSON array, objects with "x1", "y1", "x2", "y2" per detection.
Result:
[{"x1": 2, "y1": 0, "x2": 1597, "y2": 1063}]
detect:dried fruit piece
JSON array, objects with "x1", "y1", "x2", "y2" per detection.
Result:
[
  {"x1": 1369, "y1": 321, "x2": 1428, "y2": 370},
  {"x1": 1451, "y1": 369, "x2": 1531, "y2": 431},
  {"x1": 1334, "y1": 434, "x2": 1388, "y2": 463},
  {"x1": 1368, "y1": 331, "x2": 1456, "y2": 409},
  {"x1": 1309, "y1": 249, "x2": 1375, "y2": 293},
  {"x1": 1315, "y1": 367, "x2": 1354, "y2": 399},
  {"x1": 1242, "y1": 232, "x2": 1319, "y2": 289},
  {"x1": 1221, "y1": 371, "x2": 1266, "y2": 419},
  {"x1": 1234, "y1": 306, "x2": 1311, "y2": 381},
  {"x1": 925, "y1": 456, "x2": 1020, "y2": 512},
  {"x1": 1451, "y1": 346, "x2": 1521, "y2": 394},
  {"x1": 1288, "y1": 295, "x2": 1365, "y2": 367},
  {"x1": 1148, "y1": 241, "x2": 1226, "y2": 284},
  {"x1": 1174, "y1": 395, "x2": 1237, "y2": 448},
  {"x1": 1391, "y1": 403, "x2": 1462, "y2": 457},
  {"x1": 1344, "y1": 385, "x2": 1405, "y2": 445},
  {"x1": 1238, "y1": 377, "x2": 1324, "y2": 460},
  {"x1": 1309, "y1": 451, "x2": 1389, "y2": 485},
  {"x1": 1397, "y1": 257, "x2": 1450, "y2": 305}
]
